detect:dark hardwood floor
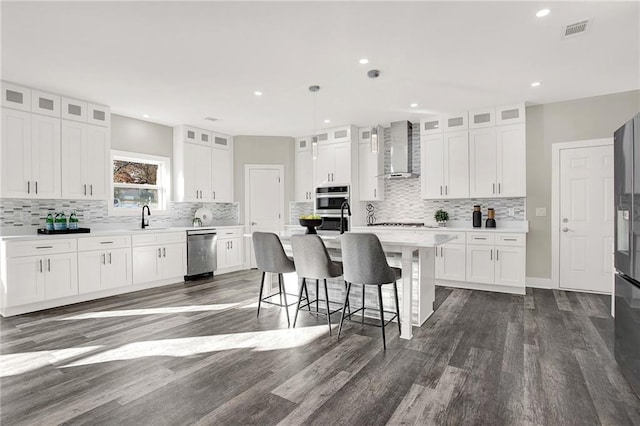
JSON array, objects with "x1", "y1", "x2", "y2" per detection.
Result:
[{"x1": 1, "y1": 269, "x2": 639, "y2": 425}]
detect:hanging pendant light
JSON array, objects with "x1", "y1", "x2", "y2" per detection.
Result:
[
  {"x1": 371, "y1": 126, "x2": 379, "y2": 154},
  {"x1": 309, "y1": 85, "x2": 320, "y2": 160}
]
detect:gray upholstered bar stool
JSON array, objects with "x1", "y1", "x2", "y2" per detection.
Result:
[
  {"x1": 338, "y1": 233, "x2": 401, "y2": 350},
  {"x1": 252, "y1": 232, "x2": 297, "y2": 327},
  {"x1": 291, "y1": 234, "x2": 345, "y2": 335}
]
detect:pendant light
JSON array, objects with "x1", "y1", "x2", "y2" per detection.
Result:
[
  {"x1": 309, "y1": 85, "x2": 320, "y2": 159},
  {"x1": 371, "y1": 126, "x2": 379, "y2": 154}
]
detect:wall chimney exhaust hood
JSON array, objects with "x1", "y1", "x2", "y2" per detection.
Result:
[{"x1": 385, "y1": 120, "x2": 418, "y2": 179}]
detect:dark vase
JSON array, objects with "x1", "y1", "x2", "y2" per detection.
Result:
[
  {"x1": 485, "y1": 208, "x2": 496, "y2": 228},
  {"x1": 472, "y1": 205, "x2": 482, "y2": 228}
]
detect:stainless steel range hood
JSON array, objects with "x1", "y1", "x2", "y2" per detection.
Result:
[{"x1": 385, "y1": 120, "x2": 418, "y2": 179}]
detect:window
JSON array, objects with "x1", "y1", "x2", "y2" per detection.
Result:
[{"x1": 110, "y1": 150, "x2": 170, "y2": 215}]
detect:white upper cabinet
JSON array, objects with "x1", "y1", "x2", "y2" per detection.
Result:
[
  {"x1": 87, "y1": 104, "x2": 111, "y2": 127},
  {"x1": 211, "y1": 142, "x2": 233, "y2": 202},
  {"x1": 420, "y1": 116, "x2": 443, "y2": 135},
  {"x1": 31, "y1": 90, "x2": 61, "y2": 117},
  {"x1": 496, "y1": 104, "x2": 525, "y2": 125},
  {"x1": 61, "y1": 97, "x2": 88, "y2": 122},
  {"x1": 496, "y1": 123, "x2": 526, "y2": 197},
  {"x1": 1, "y1": 108, "x2": 61, "y2": 199},
  {"x1": 184, "y1": 142, "x2": 212, "y2": 201},
  {"x1": 469, "y1": 127, "x2": 498, "y2": 197},
  {"x1": 442, "y1": 112, "x2": 468, "y2": 132},
  {"x1": 295, "y1": 138, "x2": 314, "y2": 201},
  {"x1": 421, "y1": 131, "x2": 469, "y2": 199},
  {"x1": 1, "y1": 82, "x2": 31, "y2": 112},
  {"x1": 469, "y1": 108, "x2": 496, "y2": 129},
  {"x1": 61, "y1": 121, "x2": 110, "y2": 200},
  {"x1": 358, "y1": 126, "x2": 384, "y2": 201}
]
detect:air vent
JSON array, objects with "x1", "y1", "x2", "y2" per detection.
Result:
[
  {"x1": 562, "y1": 19, "x2": 591, "y2": 39},
  {"x1": 204, "y1": 117, "x2": 218, "y2": 122}
]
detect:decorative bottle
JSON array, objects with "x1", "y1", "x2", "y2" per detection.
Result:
[
  {"x1": 485, "y1": 208, "x2": 496, "y2": 228},
  {"x1": 45, "y1": 213, "x2": 54, "y2": 231},
  {"x1": 69, "y1": 211, "x2": 79, "y2": 230},
  {"x1": 472, "y1": 205, "x2": 482, "y2": 228}
]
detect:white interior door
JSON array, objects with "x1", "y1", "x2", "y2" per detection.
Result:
[
  {"x1": 245, "y1": 165, "x2": 284, "y2": 269},
  {"x1": 559, "y1": 145, "x2": 614, "y2": 292}
]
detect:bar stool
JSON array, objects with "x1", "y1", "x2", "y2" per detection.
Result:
[
  {"x1": 338, "y1": 233, "x2": 401, "y2": 350},
  {"x1": 252, "y1": 232, "x2": 298, "y2": 327},
  {"x1": 291, "y1": 234, "x2": 346, "y2": 335}
]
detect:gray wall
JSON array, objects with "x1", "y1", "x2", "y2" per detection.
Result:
[
  {"x1": 111, "y1": 114, "x2": 173, "y2": 158},
  {"x1": 233, "y1": 135, "x2": 295, "y2": 224},
  {"x1": 526, "y1": 90, "x2": 640, "y2": 279}
]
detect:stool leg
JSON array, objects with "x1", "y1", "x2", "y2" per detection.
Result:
[
  {"x1": 361, "y1": 284, "x2": 366, "y2": 325},
  {"x1": 257, "y1": 271, "x2": 265, "y2": 318},
  {"x1": 315, "y1": 279, "x2": 319, "y2": 312},
  {"x1": 293, "y1": 278, "x2": 306, "y2": 328},
  {"x1": 338, "y1": 282, "x2": 352, "y2": 340},
  {"x1": 377, "y1": 285, "x2": 386, "y2": 350},
  {"x1": 279, "y1": 277, "x2": 284, "y2": 306},
  {"x1": 279, "y1": 273, "x2": 290, "y2": 327},
  {"x1": 324, "y1": 279, "x2": 332, "y2": 335},
  {"x1": 304, "y1": 280, "x2": 311, "y2": 311},
  {"x1": 343, "y1": 281, "x2": 351, "y2": 317},
  {"x1": 394, "y1": 282, "x2": 401, "y2": 334}
]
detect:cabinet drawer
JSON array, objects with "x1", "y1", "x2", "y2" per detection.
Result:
[
  {"x1": 495, "y1": 233, "x2": 525, "y2": 247},
  {"x1": 159, "y1": 232, "x2": 186, "y2": 244},
  {"x1": 78, "y1": 235, "x2": 131, "y2": 251},
  {"x1": 466, "y1": 233, "x2": 495, "y2": 245},
  {"x1": 4, "y1": 238, "x2": 77, "y2": 258},
  {"x1": 132, "y1": 233, "x2": 160, "y2": 247},
  {"x1": 217, "y1": 228, "x2": 243, "y2": 238},
  {"x1": 438, "y1": 231, "x2": 466, "y2": 244}
]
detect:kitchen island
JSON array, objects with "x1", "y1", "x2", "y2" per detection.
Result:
[{"x1": 280, "y1": 230, "x2": 456, "y2": 340}]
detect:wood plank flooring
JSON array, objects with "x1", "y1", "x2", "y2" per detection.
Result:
[{"x1": 1, "y1": 270, "x2": 639, "y2": 425}]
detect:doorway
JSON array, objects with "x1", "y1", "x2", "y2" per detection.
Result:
[
  {"x1": 552, "y1": 139, "x2": 614, "y2": 293},
  {"x1": 244, "y1": 165, "x2": 285, "y2": 269}
]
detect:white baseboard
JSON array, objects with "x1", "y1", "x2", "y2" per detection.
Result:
[{"x1": 526, "y1": 277, "x2": 553, "y2": 289}]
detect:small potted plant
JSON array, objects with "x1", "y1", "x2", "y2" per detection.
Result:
[{"x1": 434, "y1": 209, "x2": 449, "y2": 227}]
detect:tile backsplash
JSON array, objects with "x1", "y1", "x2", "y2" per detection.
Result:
[{"x1": 0, "y1": 199, "x2": 239, "y2": 228}]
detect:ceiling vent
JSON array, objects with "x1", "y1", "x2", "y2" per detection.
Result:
[
  {"x1": 204, "y1": 117, "x2": 218, "y2": 122},
  {"x1": 562, "y1": 19, "x2": 591, "y2": 39}
]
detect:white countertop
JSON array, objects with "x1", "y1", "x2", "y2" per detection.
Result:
[
  {"x1": 279, "y1": 229, "x2": 458, "y2": 248},
  {"x1": 287, "y1": 220, "x2": 528, "y2": 234},
  {"x1": 0, "y1": 224, "x2": 245, "y2": 242}
]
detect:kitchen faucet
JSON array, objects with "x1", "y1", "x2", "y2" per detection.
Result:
[
  {"x1": 141, "y1": 205, "x2": 151, "y2": 229},
  {"x1": 340, "y1": 201, "x2": 351, "y2": 234}
]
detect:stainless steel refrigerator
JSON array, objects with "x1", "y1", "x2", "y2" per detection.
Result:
[{"x1": 614, "y1": 112, "x2": 640, "y2": 397}]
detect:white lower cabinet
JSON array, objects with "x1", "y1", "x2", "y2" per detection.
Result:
[
  {"x1": 464, "y1": 232, "x2": 525, "y2": 287},
  {"x1": 78, "y1": 248, "x2": 132, "y2": 293},
  {"x1": 435, "y1": 243, "x2": 466, "y2": 281},
  {"x1": 216, "y1": 228, "x2": 243, "y2": 271},
  {"x1": 5, "y1": 252, "x2": 78, "y2": 306},
  {"x1": 465, "y1": 245, "x2": 495, "y2": 284},
  {"x1": 495, "y1": 245, "x2": 526, "y2": 286},
  {"x1": 132, "y1": 237, "x2": 186, "y2": 285}
]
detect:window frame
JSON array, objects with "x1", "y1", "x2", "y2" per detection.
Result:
[{"x1": 109, "y1": 150, "x2": 171, "y2": 216}]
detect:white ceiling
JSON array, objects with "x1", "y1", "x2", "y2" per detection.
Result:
[{"x1": 2, "y1": 1, "x2": 639, "y2": 137}]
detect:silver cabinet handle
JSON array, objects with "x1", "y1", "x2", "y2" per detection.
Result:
[
  {"x1": 109, "y1": 252, "x2": 112, "y2": 264},
  {"x1": 84, "y1": 184, "x2": 87, "y2": 195},
  {"x1": 492, "y1": 183, "x2": 495, "y2": 194},
  {"x1": 504, "y1": 238, "x2": 517, "y2": 241},
  {"x1": 36, "y1": 246, "x2": 53, "y2": 249},
  {"x1": 498, "y1": 183, "x2": 501, "y2": 194},
  {"x1": 474, "y1": 237, "x2": 487, "y2": 240},
  {"x1": 102, "y1": 253, "x2": 106, "y2": 264},
  {"x1": 441, "y1": 247, "x2": 443, "y2": 257},
  {"x1": 35, "y1": 181, "x2": 38, "y2": 194},
  {"x1": 562, "y1": 227, "x2": 569, "y2": 232},
  {"x1": 332, "y1": 173, "x2": 334, "y2": 181},
  {"x1": 327, "y1": 173, "x2": 330, "y2": 181},
  {"x1": 230, "y1": 241, "x2": 233, "y2": 249},
  {"x1": 90, "y1": 184, "x2": 93, "y2": 196},
  {"x1": 374, "y1": 188, "x2": 376, "y2": 198},
  {"x1": 496, "y1": 249, "x2": 499, "y2": 261},
  {"x1": 445, "y1": 185, "x2": 448, "y2": 195},
  {"x1": 27, "y1": 181, "x2": 30, "y2": 194},
  {"x1": 490, "y1": 249, "x2": 493, "y2": 261},
  {"x1": 39, "y1": 259, "x2": 43, "y2": 273},
  {"x1": 47, "y1": 258, "x2": 51, "y2": 272},
  {"x1": 100, "y1": 241, "x2": 114, "y2": 244},
  {"x1": 158, "y1": 248, "x2": 162, "y2": 258},
  {"x1": 440, "y1": 186, "x2": 443, "y2": 196},
  {"x1": 163, "y1": 247, "x2": 166, "y2": 257},
  {"x1": 213, "y1": 191, "x2": 216, "y2": 199}
]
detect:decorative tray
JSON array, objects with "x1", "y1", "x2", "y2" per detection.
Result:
[{"x1": 37, "y1": 228, "x2": 91, "y2": 235}]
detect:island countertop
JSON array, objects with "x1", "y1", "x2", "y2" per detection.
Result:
[{"x1": 278, "y1": 229, "x2": 458, "y2": 248}]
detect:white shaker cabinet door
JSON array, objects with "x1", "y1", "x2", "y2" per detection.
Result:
[
  {"x1": 133, "y1": 246, "x2": 161, "y2": 284},
  {"x1": 496, "y1": 124, "x2": 526, "y2": 197},
  {"x1": 211, "y1": 147, "x2": 232, "y2": 202},
  {"x1": 61, "y1": 120, "x2": 88, "y2": 199},
  {"x1": 465, "y1": 245, "x2": 495, "y2": 284},
  {"x1": 1, "y1": 108, "x2": 31, "y2": 198},
  {"x1": 332, "y1": 143, "x2": 351, "y2": 185},
  {"x1": 182, "y1": 142, "x2": 200, "y2": 202},
  {"x1": 295, "y1": 148, "x2": 314, "y2": 201},
  {"x1": 44, "y1": 253, "x2": 79, "y2": 300},
  {"x1": 161, "y1": 244, "x2": 186, "y2": 279},
  {"x1": 436, "y1": 244, "x2": 466, "y2": 281},
  {"x1": 5, "y1": 256, "x2": 45, "y2": 307},
  {"x1": 106, "y1": 248, "x2": 133, "y2": 289},
  {"x1": 85, "y1": 125, "x2": 110, "y2": 200},
  {"x1": 226, "y1": 237, "x2": 243, "y2": 268},
  {"x1": 78, "y1": 250, "x2": 106, "y2": 294},
  {"x1": 314, "y1": 145, "x2": 333, "y2": 187},
  {"x1": 421, "y1": 134, "x2": 444, "y2": 199},
  {"x1": 495, "y1": 246, "x2": 525, "y2": 286},
  {"x1": 31, "y1": 114, "x2": 61, "y2": 199},
  {"x1": 444, "y1": 131, "x2": 469, "y2": 198},
  {"x1": 469, "y1": 127, "x2": 497, "y2": 198}
]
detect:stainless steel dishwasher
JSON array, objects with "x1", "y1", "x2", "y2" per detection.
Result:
[{"x1": 186, "y1": 228, "x2": 217, "y2": 279}]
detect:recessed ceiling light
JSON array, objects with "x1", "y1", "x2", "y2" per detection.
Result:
[
  {"x1": 410, "y1": 103, "x2": 418, "y2": 108},
  {"x1": 536, "y1": 8, "x2": 550, "y2": 18},
  {"x1": 324, "y1": 119, "x2": 331, "y2": 123},
  {"x1": 531, "y1": 81, "x2": 542, "y2": 87},
  {"x1": 254, "y1": 91, "x2": 262, "y2": 96},
  {"x1": 142, "y1": 114, "x2": 150, "y2": 118},
  {"x1": 359, "y1": 58, "x2": 369, "y2": 64}
]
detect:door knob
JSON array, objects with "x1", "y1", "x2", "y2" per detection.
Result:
[
  {"x1": 562, "y1": 227, "x2": 569, "y2": 232},
  {"x1": 251, "y1": 221, "x2": 257, "y2": 225}
]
